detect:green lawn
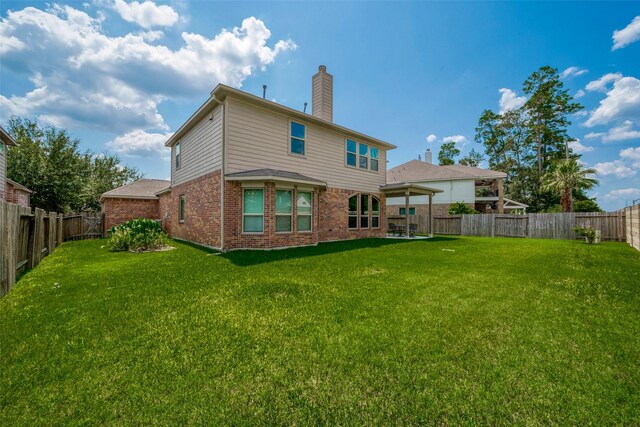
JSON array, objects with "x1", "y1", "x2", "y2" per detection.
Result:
[{"x1": 1, "y1": 237, "x2": 639, "y2": 425}]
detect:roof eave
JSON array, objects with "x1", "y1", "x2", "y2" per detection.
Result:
[{"x1": 224, "y1": 175, "x2": 327, "y2": 188}]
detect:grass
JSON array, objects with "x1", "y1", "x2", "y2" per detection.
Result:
[{"x1": 1, "y1": 236, "x2": 639, "y2": 425}]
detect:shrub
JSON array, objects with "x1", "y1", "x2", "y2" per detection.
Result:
[
  {"x1": 573, "y1": 226, "x2": 599, "y2": 244},
  {"x1": 108, "y1": 218, "x2": 168, "y2": 252},
  {"x1": 448, "y1": 202, "x2": 478, "y2": 215}
]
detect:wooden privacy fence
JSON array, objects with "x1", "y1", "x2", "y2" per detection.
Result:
[
  {"x1": 63, "y1": 212, "x2": 104, "y2": 241},
  {"x1": 624, "y1": 205, "x2": 639, "y2": 251},
  {"x1": 403, "y1": 211, "x2": 626, "y2": 241},
  {"x1": 1, "y1": 200, "x2": 63, "y2": 296}
]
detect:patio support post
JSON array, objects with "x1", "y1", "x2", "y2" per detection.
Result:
[
  {"x1": 429, "y1": 193, "x2": 433, "y2": 237},
  {"x1": 405, "y1": 189, "x2": 410, "y2": 239}
]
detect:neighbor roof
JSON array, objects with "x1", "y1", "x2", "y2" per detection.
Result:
[
  {"x1": 1, "y1": 127, "x2": 18, "y2": 146},
  {"x1": 225, "y1": 169, "x2": 327, "y2": 187},
  {"x1": 100, "y1": 179, "x2": 170, "y2": 201},
  {"x1": 388, "y1": 160, "x2": 506, "y2": 183},
  {"x1": 165, "y1": 84, "x2": 396, "y2": 150},
  {"x1": 6, "y1": 179, "x2": 32, "y2": 193}
]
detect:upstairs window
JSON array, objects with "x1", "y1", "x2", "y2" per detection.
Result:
[
  {"x1": 276, "y1": 190, "x2": 293, "y2": 232},
  {"x1": 371, "y1": 147, "x2": 379, "y2": 171},
  {"x1": 359, "y1": 143, "x2": 368, "y2": 169},
  {"x1": 290, "y1": 122, "x2": 306, "y2": 155},
  {"x1": 346, "y1": 139, "x2": 357, "y2": 167},
  {"x1": 175, "y1": 142, "x2": 181, "y2": 169}
]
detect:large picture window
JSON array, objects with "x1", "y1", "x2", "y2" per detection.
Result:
[
  {"x1": 348, "y1": 195, "x2": 358, "y2": 229},
  {"x1": 243, "y1": 189, "x2": 264, "y2": 233},
  {"x1": 276, "y1": 190, "x2": 293, "y2": 232},
  {"x1": 372, "y1": 197, "x2": 380, "y2": 228},
  {"x1": 296, "y1": 192, "x2": 312, "y2": 232},
  {"x1": 290, "y1": 121, "x2": 305, "y2": 155}
]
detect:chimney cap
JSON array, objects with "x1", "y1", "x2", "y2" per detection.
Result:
[{"x1": 318, "y1": 65, "x2": 327, "y2": 72}]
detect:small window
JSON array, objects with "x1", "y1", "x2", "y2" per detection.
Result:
[
  {"x1": 290, "y1": 122, "x2": 305, "y2": 155},
  {"x1": 296, "y1": 192, "x2": 312, "y2": 232},
  {"x1": 0, "y1": 142, "x2": 4, "y2": 155},
  {"x1": 360, "y1": 194, "x2": 369, "y2": 228},
  {"x1": 370, "y1": 147, "x2": 379, "y2": 171},
  {"x1": 175, "y1": 142, "x2": 181, "y2": 169},
  {"x1": 399, "y1": 207, "x2": 416, "y2": 215},
  {"x1": 359, "y1": 143, "x2": 368, "y2": 169},
  {"x1": 346, "y1": 139, "x2": 357, "y2": 167},
  {"x1": 179, "y1": 195, "x2": 185, "y2": 223},
  {"x1": 276, "y1": 190, "x2": 293, "y2": 233},
  {"x1": 372, "y1": 197, "x2": 380, "y2": 228},
  {"x1": 243, "y1": 189, "x2": 264, "y2": 233},
  {"x1": 348, "y1": 195, "x2": 358, "y2": 229}
]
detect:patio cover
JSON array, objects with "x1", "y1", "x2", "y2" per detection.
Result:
[{"x1": 380, "y1": 182, "x2": 443, "y2": 237}]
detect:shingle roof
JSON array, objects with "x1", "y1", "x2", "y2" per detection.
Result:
[
  {"x1": 225, "y1": 169, "x2": 327, "y2": 186},
  {"x1": 6, "y1": 179, "x2": 32, "y2": 193},
  {"x1": 100, "y1": 179, "x2": 170, "y2": 200},
  {"x1": 388, "y1": 160, "x2": 506, "y2": 183}
]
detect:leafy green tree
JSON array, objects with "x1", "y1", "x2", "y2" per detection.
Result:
[
  {"x1": 6, "y1": 117, "x2": 141, "y2": 212},
  {"x1": 438, "y1": 141, "x2": 460, "y2": 165},
  {"x1": 448, "y1": 202, "x2": 478, "y2": 215},
  {"x1": 541, "y1": 158, "x2": 598, "y2": 212},
  {"x1": 573, "y1": 198, "x2": 603, "y2": 213},
  {"x1": 459, "y1": 148, "x2": 484, "y2": 167}
]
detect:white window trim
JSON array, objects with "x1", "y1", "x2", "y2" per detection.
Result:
[
  {"x1": 345, "y1": 139, "x2": 380, "y2": 173},
  {"x1": 275, "y1": 189, "x2": 293, "y2": 234},
  {"x1": 175, "y1": 142, "x2": 181, "y2": 170},
  {"x1": 360, "y1": 193, "x2": 370, "y2": 229},
  {"x1": 348, "y1": 194, "x2": 359, "y2": 230},
  {"x1": 296, "y1": 190, "x2": 313, "y2": 233},
  {"x1": 371, "y1": 196, "x2": 381, "y2": 229},
  {"x1": 289, "y1": 120, "x2": 306, "y2": 158},
  {"x1": 242, "y1": 188, "x2": 264, "y2": 234}
]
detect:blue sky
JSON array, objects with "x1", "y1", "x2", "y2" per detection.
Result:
[{"x1": 1, "y1": 1, "x2": 639, "y2": 211}]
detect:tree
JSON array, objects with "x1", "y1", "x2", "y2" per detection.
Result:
[
  {"x1": 459, "y1": 149, "x2": 484, "y2": 167},
  {"x1": 448, "y1": 202, "x2": 478, "y2": 215},
  {"x1": 6, "y1": 117, "x2": 141, "y2": 212},
  {"x1": 438, "y1": 141, "x2": 460, "y2": 165},
  {"x1": 573, "y1": 198, "x2": 603, "y2": 213},
  {"x1": 541, "y1": 158, "x2": 598, "y2": 212}
]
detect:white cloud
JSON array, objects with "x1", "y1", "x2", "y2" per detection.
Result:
[
  {"x1": 442, "y1": 135, "x2": 468, "y2": 148},
  {"x1": 0, "y1": 5, "x2": 296, "y2": 133},
  {"x1": 106, "y1": 129, "x2": 173, "y2": 157},
  {"x1": 584, "y1": 121, "x2": 640, "y2": 143},
  {"x1": 498, "y1": 88, "x2": 526, "y2": 114},
  {"x1": 594, "y1": 160, "x2": 636, "y2": 178},
  {"x1": 426, "y1": 134, "x2": 437, "y2": 143},
  {"x1": 585, "y1": 73, "x2": 623, "y2": 92},
  {"x1": 560, "y1": 66, "x2": 588, "y2": 79},
  {"x1": 568, "y1": 139, "x2": 593, "y2": 153},
  {"x1": 620, "y1": 146, "x2": 640, "y2": 168},
  {"x1": 604, "y1": 188, "x2": 640, "y2": 201},
  {"x1": 584, "y1": 76, "x2": 640, "y2": 127},
  {"x1": 112, "y1": 0, "x2": 179, "y2": 29},
  {"x1": 575, "y1": 89, "x2": 586, "y2": 99},
  {"x1": 612, "y1": 16, "x2": 640, "y2": 50}
]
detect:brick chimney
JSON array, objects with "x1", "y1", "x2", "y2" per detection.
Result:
[{"x1": 312, "y1": 65, "x2": 333, "y2": 122}]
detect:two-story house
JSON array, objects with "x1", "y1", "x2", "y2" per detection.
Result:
[{"x1": 102, "y1": 66, "x2": 399, "y2": 250}]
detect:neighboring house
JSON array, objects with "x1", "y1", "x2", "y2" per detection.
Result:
[
  {"x1": 102, "y1": 66, "x2": 404, "y2": 250},
  {"x1": 101, "y1": 179, "x2": 170, "y2": 231},
  {"x1": 387, "y1": 151, "x2": 509, "y2": 215},
  {"x1": 1, "y1": 126, "x2": 32, "y2": 208}
]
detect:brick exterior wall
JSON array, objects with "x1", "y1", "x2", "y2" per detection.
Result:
[
  {"x1": 318, "y1": 187, "x2": 386, "y2": 242},
  {"x1": 4, "y1": 182, "x2": 30, "y2": 207},
  {"x1": 102, "y1": 198, "x2": 160, "y2": 231},
  {"x1": 160, "y1": 170, "x2": 222, "y2": 248}
]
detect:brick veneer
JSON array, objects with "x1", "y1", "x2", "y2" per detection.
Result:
[
  {"x1": 4, "y1": 182, "x2": 30, "y2": 207},
  {"x1": 318, "y1": 187, "x2": 386, "y2": 242},
  {"x1": 102, "y1": 198, "x2": 160, "y2": 231},
  {"x1": 160, "y1": 170, "x2": 221, "y2": 248}
]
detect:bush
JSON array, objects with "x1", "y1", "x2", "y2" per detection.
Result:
[
  {"x1": 573, "y1": 226, "x2": 599, "y2": 244},
  {"x1": 108, "y1": 218, "x2": 168, "y2": 252},
  {"x1": 448, "y1": 202, "x2": 478, "y2": 215}
]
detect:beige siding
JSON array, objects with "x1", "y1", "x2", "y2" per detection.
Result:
[
  {"x1": 225, "y1": 97, "x2": 387, "y2": 193},
  {"x1": 171, "y1": 104, "x2": 223, "y2": 186},
  {"x1": 387, "y1": 179, "x2": 476, "y2": 205},
  {"x1": 0, "y1": 143, "x2": 6, "y2": 196}
]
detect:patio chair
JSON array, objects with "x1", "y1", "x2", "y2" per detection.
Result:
[
  {"x1": 388, "y1": 223, "x2": 398, "y2": 236},
  {"x1": 409, "y1": 223, "x2": 418, "y2": 237}
]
